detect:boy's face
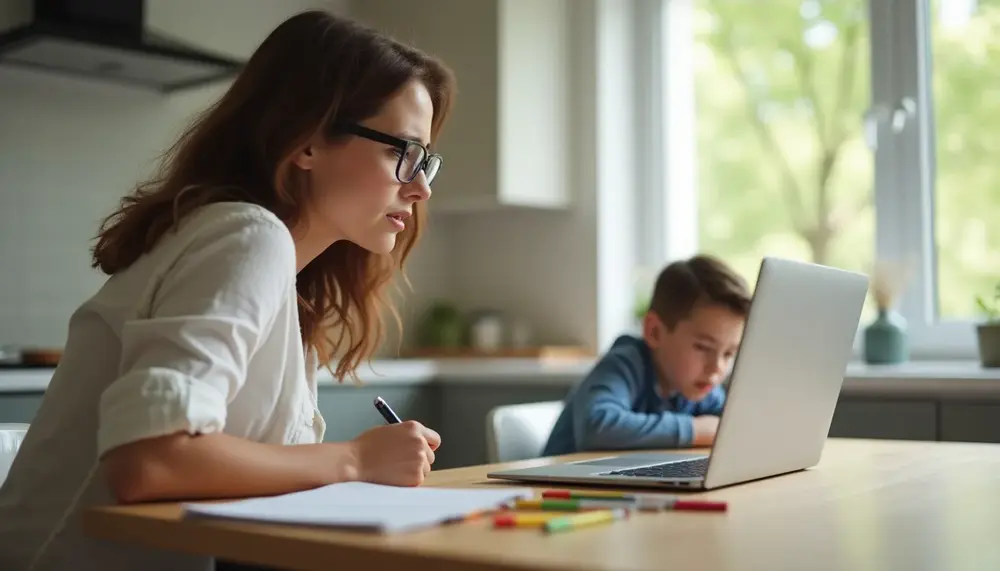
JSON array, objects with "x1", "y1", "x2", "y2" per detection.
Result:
[{"x1": 643, "y1": 304, "x2": 745, "y2": 402}]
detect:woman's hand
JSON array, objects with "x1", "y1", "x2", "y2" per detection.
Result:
[{"x1": 349, "y1": 421, "x2": 441, "y2": 487}]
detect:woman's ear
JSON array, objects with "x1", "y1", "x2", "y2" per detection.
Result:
[
  {"x1": 292, "y1": 144, "x2": 315, "y2": 171},
  {"x1": 293, "y1": 131, "x2": 329, "y2": 171}
]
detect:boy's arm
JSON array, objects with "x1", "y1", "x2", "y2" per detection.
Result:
[
  {"x1": 697, "y1": 386, "x2": 727, "y2": 416},
  {"x1": 571, "y1": 350, "x2": 696, "y2": 451}
]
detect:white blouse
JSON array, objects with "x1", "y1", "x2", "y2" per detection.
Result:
[{"x1": 0, "y1": 202, "x2": 326, "y2": 571}]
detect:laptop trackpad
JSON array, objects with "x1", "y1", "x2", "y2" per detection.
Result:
[{"x1": 572, "y1": 452, "x2": 705, "y2": 468}]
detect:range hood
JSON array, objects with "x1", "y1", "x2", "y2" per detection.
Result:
[{"x1": 0, "y1": 0, "x2": 244, "y2": 92}]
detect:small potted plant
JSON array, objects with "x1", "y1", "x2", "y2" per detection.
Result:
[{"x1": 975, "y1": 282, "x2": 1000, "y2": 368}]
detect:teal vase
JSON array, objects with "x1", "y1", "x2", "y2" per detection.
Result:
[{"x1": 863, "y1": 309, "x2": 909, "y2": 364}]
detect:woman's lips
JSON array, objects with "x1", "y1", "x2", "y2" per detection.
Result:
[{"x1": 386, "y1": 213, "x2": 407, "y2": 230}]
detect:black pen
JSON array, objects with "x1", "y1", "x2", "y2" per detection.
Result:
[{"x1": 374, "y1": 396, "x2": 402, "y2": 424}]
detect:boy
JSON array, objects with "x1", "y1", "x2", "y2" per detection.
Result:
[{"x1": 542, "y1": 255, "x2": 751, "y2": 455}]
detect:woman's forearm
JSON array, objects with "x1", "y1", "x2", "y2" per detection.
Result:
[{"x1": 101, "y1": 432, "x2": 357, "y2": 503}]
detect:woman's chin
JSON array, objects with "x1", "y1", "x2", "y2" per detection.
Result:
[{"x1": 355, "y1": 233, "x2": 397, "y2": 255}]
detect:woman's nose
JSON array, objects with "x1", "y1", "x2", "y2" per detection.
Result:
[{"x1": 403, "y1": 172, "x2": 432, "y2": 202}]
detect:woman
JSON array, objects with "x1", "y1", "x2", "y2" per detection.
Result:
[{"x1": 0, "y1": 10, "x2": 455, "y2": 571}]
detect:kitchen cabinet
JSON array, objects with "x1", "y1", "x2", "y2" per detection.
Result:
[
  {"x1": 350, "y1": 0, "x2": 571, "y2": 212},
  {"x1": 3, "y1": 381, "x2": 989, "y2": 468},
  {"x1": 940, "y1": 403, "x2": 1000, "y2": 443},
  {"x1": 437, "y1": 381, "x2": 569, "y2": 468},
  {"x1": 0, "y1": 393, "x2": 44, "y2": 424},
  {"x1": 828, "y1": 398, "x2": 937, "y2": 441}
]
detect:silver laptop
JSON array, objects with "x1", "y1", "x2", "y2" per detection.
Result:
[{"x1": 487, "y1": 257, "x2": 869, "y2": 490}]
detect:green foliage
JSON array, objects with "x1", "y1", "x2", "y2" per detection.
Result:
[
  {"x1": 975, "y1": 282, "x2": 1000, "y2": 322},
  {"x1": 693, "y1": 0, "x2": 1000, "y2": 320}
]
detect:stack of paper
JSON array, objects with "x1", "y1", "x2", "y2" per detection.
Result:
[{"x1": 183, "y1": 482, "x2": 533, "y2": 533}]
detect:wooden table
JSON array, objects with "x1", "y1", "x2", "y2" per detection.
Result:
[{"x1": 83, "y1": 438, "x2": 1000, "y2": 571}]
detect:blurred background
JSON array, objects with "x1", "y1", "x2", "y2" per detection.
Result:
[{"x1": 1, "y1": 0, "x2": 998, "y2": 467}]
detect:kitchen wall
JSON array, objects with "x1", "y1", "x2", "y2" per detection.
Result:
[
  {"x1": 0, "y1": 0, "x2": 607, "y2": 357},
  {"x1": 350, "y1": 0, "x2": 605, "y2": 354},
  {"x1": 0, "y1": 0, "x2": 453, "y2": 352}
]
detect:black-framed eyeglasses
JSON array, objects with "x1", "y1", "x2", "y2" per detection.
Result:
[{"x1": 333, "y1": 123, "x2": 442, "y2": 185}]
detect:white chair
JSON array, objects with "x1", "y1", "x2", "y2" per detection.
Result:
[
  {"x1": 485, "y1": 401, "x2": 564, "y2": 463},
  {"x1": 0, "y1": 423, "x2": 29, "y2": 486}
]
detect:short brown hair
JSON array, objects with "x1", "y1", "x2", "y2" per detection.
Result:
[
  {"x1": 91, "y1": 11, "x2": 456, "y2": 381},
  {"x1": 648, "y1": 255, "x2": 752, "y2": 328}
]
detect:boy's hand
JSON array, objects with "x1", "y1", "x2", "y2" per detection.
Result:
[{"x1": 692, "y1": 415, "x2": 720, "y2": 447}]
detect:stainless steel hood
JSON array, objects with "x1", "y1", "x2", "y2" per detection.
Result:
[{"x1": 0, "y1": 0, "x2": 244, "y2": 92}]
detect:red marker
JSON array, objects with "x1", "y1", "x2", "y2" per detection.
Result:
[{"x1": 671, "y1": 499, "x2": 728, "y2": 512}]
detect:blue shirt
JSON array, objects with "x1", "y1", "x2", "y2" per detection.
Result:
[{"x1": 542, "y1": 334, "x2": 726, "y2": 456}]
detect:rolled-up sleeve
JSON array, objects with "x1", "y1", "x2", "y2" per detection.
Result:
[{"x1": 97, "y1": 210, "x2": 296, "y2": 457}]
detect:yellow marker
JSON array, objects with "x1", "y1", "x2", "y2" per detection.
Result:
[
  {"x1": 493, "y1": 512, "x2": 564, "y2": 528},
  {"x1": 543, "y1": 508, "x2": 629, "y2": 534}
]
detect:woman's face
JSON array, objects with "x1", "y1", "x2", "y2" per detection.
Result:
[{"x1": 295, "y1": 79, "x2": 435, "y2": 256}]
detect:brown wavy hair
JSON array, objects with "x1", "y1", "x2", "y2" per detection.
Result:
[
  {"x1": 650, "y1": 255, "x2": 752, "y2": 328},
  {"x1": 90, "y1": 10, "x2": 456, "y2": 381}
]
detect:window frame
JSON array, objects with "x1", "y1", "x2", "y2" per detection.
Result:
[{"x1": 640, "y1": 0, "x2": 979, "y2": 360}]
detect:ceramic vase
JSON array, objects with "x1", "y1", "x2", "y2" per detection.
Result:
[{"x1": 863, "y1": 309, "x2": 909, "y2": 364}]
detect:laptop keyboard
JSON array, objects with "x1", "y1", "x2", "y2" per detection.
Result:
[{"x1": 602, "y1": 457, "x2": 709, "y2": 479}]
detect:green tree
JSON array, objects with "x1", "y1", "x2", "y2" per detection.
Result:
[
  {"x1": 929, "y1": 0, "x2": 1000, "y2": 317},
  {"x1": 694, "y1": 0, "x2": 1000, "y2": 318}
]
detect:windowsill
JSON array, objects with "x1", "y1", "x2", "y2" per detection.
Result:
[
  {"x1": 841, "y1": 360, "x2": 1000, "y2": 399},
  {"x1": 845, "y1": 360, "x2": 998, "y2": 380}
]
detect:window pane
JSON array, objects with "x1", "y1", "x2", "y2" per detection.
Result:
[
  {"x1": 693, "y1": 0, "x2": 874, "y2": 300},
  {"x1": 928, "y1": 0, "x2": 1000, "y2": 319}
]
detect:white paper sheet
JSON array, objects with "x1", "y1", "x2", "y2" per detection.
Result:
[{"x1": 183, "y1": 482, "x2": 533, "y2": 533}]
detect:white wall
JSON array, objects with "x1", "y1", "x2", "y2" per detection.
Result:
[
  {"x1": 441, "y1": 3, "x2": 599, "y2": 352},
  {"x1": 345, "y1": 0, "x2": 602, "y2": 354},
  {"x1": 449, "y1": 207, "x2": 598, "y2": 349},
  {"x1": 445, "y1": 1, "x2": 643, "y2": 354},
  {"x1": 0, "y1": 0, "x2": 346, "y2": 348}
]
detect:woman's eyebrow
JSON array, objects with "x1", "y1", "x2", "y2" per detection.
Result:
[{"x1": 396, "y1": 131, "x2": 430, "y2": 146}]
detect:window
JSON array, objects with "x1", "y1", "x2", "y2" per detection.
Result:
[
  {"x1": 645, "y1": 0, "x2": 1000, "y2": 358},
  {"x1": 928, "y1": 0, "x2": 1000, "y2": 319},
  {"x1": 692, "y1": 0, "x2": 874, "y2": 301}
]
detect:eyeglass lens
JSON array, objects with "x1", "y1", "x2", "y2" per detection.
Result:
[{"x1": 398, "y1": 142, "x2": 441, "y2": 184}]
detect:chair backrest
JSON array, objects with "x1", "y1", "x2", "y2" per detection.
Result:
[
  {"x1": 485, "y1": 401, "x2": 564, "y2": 463},
  {"x1": 0, "y1": 423, "x2": 29, "y2": 486}
]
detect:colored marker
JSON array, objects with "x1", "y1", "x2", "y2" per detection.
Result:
[
  {"x1": 493, "y1": 512, "x2": 565, "y2": 528},
  {"x1": 542, "y1": 490, "x2": 634, "y2": 501},
  {"x1": 514, "y1": 499, "x2": 632, "y2": 511},
  {"x1": 543, "y1": 508, "x2": 629, "y2": 534},
  {"x1": 672, "y1": 499, "x2": 727, "y2": 512},
  {"x1": 542, "y1": 490, "x2": 727, "y2": 512},
  {"x1": 634, "y1": 496, "x2": 728, "y2": 512}
]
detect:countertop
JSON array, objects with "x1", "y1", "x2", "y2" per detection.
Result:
[{"x1": 0, "y1": 358, "x2": 999, "y2": 398}]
